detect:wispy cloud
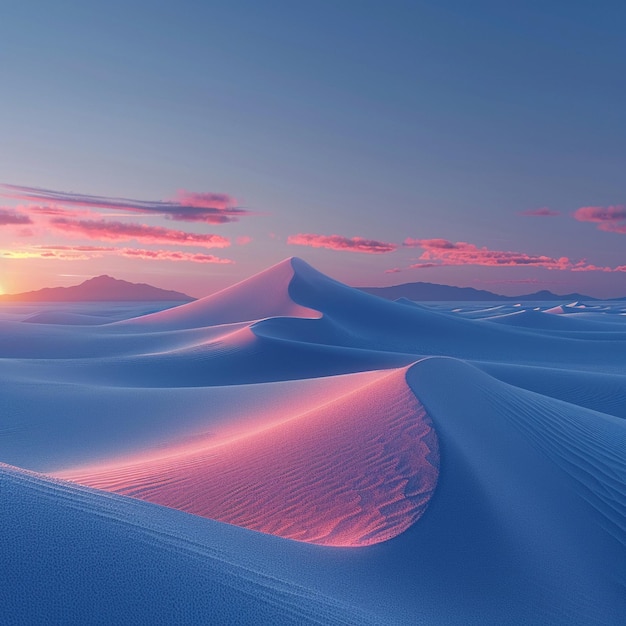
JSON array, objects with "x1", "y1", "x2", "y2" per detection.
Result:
[
  {"x1": 119, "y1": 249, "x2": 234, "y2": 264},
  {"x1": 49, "y1": 218, "x2": 231, "y2": 248},
  {"x1": 26, "y1": 204, "x2": 95, "y2": 218},
  {"x1": 574, "y1": 205, "x2": 626, "y2": 234},
  {"x1": 288, "y1": 233, "x2": 397, "y2": 254},
  {"x1": 3, "y1": 245, "x2": 233, "y2": 264},
  {"x1": 400, "y1": 238, "x2": 620, "y2": 272},
  {"x1": 403, "y1": 238, "x2": 571, "y2": 269},
  {"x1": 0, "y1": 210, "x2": 32, "y2": 225},
  {"x1": 0, "y1": 184, "x2": 251, "y2": 224},
  {"x1": 35, "y1": 245, "x2": 116, "y2": 252},
  {"x1": 1, "y1": 249, "x2": 92, "y2": 260},
  {"x1": 519, "y1": 208, "x2": 561, "y2": 217},
  {"x1": 407, "y1": 262, "x2": 440, "y2": 269}
]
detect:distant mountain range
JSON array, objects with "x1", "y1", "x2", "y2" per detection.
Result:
[
  {"x1": 359, "y1": 282, "x2": 606, "y2": 302},
  {"x1": 1, "y1": 273, "x2": 620, "y2": 304},
  {"x1": 0, "y1": 275, "x2": 194, "y2": 302}
]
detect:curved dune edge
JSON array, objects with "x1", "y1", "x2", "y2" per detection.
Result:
[
  {"x1": 112, "y1": 257, "x2": 321, "y2": 330},
  {"x1": 54, "y1": 366, "x2": 439, "y2": 547}
]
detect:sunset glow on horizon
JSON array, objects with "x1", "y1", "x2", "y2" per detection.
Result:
[{"x1": 1, "y1": 2, "x2": 624, "y2": 298}]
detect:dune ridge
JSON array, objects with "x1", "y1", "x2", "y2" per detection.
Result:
[{"x1": 56, "y1": 367, "x2": 439, "y2": 547}]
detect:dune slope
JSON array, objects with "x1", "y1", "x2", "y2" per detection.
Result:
[{"x1": 55, "y1": 367, "x2": 439, "y2": 547}]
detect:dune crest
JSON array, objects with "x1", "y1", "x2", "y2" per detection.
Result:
[
  {"x1": 56, "y1": 367, "x2": 439, "y2": 547},
  {"x1": 114, "y1": 258, "x2": 320, "y2": 330}
]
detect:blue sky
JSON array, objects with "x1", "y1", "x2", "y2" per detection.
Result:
[{"x1": 1, "y1": 1, "x2": 625, "y2": 297}]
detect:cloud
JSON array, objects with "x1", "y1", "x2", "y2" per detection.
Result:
[
  {"x1": 573, "y1": 205, "x2": 626, "y2": 234},
  {"x1": 35, "y1": 245, "x2": 116, "y2": 252},
  {"x1": 476, "y1": 278, "x2": 542, "y2": 285},
  {"x1": 49, "y1": 218, "x2": 231, "y2": 248},
  {"x1": 173, "y1": 190, "x2": 233, "y2": 210},
  {"x1": 288, "y1": 233, "x2": 397, "y2": 254},
  {"x1": 3, "y1": 245, "x2": 233, "y2": 264},
  {"x1": 403, "y1": 238, "x2": 572, "y2": 269},
  {"x1": 0, "y1": 249, "x2": 92, "y2": 260},
  {"x1": 26, "y1": 204, "x2": 95, "y2": 218},
  {"x1": 408, "y1": 262, "x2": 439, "y2": 269},
  {"x1": 519, "y1": 208, "x2": 561, "y2": 217},
  {"x1": 0, "y1": 210, "x2": 32, "y2": 225},
  {"x1": 0, "y1": 184, "x2": 251, "y2": 224},
  {"x1": 400, "y1": 237, "x2": 621, "y2": 272},
  {"x1": 574, "y1": 205, "x2": 626, "y2": 222},
  {"x1": 236, "y1": 235, "x2": 253, "y2": 246},
  {"x1": 118, "y1": 248, "x2": 234, "y2": 264}
]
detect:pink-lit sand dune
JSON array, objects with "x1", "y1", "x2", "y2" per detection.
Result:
[
  {"x1": 55, "y1": 367, "x2": 438, "y2": 547},
  {"x1": 2, "y1": 257, "x2": 625, "y2": 624},
  {"x1": 115, "y1": 257, "x2": 320, "y2": 330}
]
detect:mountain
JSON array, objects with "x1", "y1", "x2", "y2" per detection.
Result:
[
  {"x1": 0, "y1": 275, "x2": 194, "y2": 302},
  {"x1": 359, "y1": 282, "x2": 599, "y2": 302}
]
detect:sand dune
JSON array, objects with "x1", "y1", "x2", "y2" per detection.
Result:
[
  {"x1": 2, "y1": 257, "x2": 625, "y2": 623},
  {"x1": 55, "y1": 367, "x2": 439, "y2": 547},
  {"x1": 114, "y1": 257, "x2": 320, "y2": 330}
]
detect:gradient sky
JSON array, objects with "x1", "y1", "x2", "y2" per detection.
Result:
[{"x1": 1, "y1": 0, "x2": 625, "y2": 298}]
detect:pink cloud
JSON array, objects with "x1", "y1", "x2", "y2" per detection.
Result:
[
  {"x1": 288, "y1": 233, "x2": 397, "y2": 254},
  {"x1": 407, "y1": 262, "x2": 439, "y2": 270},
  {"x1": 403, "y1": 238, "x2": 572, "y2": 269},
  {"x1": 0, "y1": 184, "x2": 251, "y2": 224},
  {"x1": 35, "y1": 245, "x2": 116, "y2": 252},
  {"x1": 0, "y1": 210, "x2": 32, "y2": 225},
  {"x1": 597, "y1": 222, "x2": 626, "y2": 234},
  {"x1": 1, "y1": 249, "x2": 91, "y2": 260},
  {"x1": 236, "y1": 235, "x2": 253, "y2": 246},
  {"x1": 173, "y1": 190, "x2": 233, "y2": 210},
  {"x1": 119, "y1": 249, "x2": 234, "y2": 264},
  {"x1": 49, "y1": 218, "x2": 231, "y2": 248},
  {"x1": 573, "y1": 205, "x2": 626, "y2": 234},
  {"x1": 400, "y1": 238, "x2": 623, "y2": 273},
  {"x1": 26, "y1": 204, "x2": 96, "y2": 218},
  {"x1": 519, "y1": 208, "x2": 561, "y2": 217},
  {"x1": 573, "y1": 205, "x2": 626, "y2": 222}
]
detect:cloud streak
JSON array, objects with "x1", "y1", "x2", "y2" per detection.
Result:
[
  {"x1": 519, "y1": 208, "x2": 561, "y2": 217},
  {"x1": 35, "y1": 245, "x2": 116, "y2": 252},
  {"x1": 119, "y1": 249, "x2": 234, "y2": 264},
  {"x1": 400, "y1": 238, "x2": 621, "y2": 272},
  {"x1": 0, "y1": 184, "x2": 251, "y2": 224},
  {"x1": 404, "y1": 238, "x2": 572, "y2": 269},
  {"x1": 3, "y1": 245, "x2": 233, "y2": 264},
  {"x1": 1, "y1": 249, "x2": 92, "y2": 260},
  {"x1": 0, "y1": 210, "x2": 32, "y2": 225},
  {"x1": 49, "y1": 218, "x2": 231, "y2": 248},
  {"x1": 288, "y1": 233, "x2": 397, "y2": 254},
  {"x1": 574, "y1": 205, "x2": 626, "y2": 234}
]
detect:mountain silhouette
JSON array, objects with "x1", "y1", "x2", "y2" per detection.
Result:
[{"x1": 0, "y1": 275, "x2": 194, "y2": 302}]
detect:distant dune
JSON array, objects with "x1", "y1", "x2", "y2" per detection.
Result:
[{"x1": 0, "y1": 274, "x2": 194, "y2": 302}]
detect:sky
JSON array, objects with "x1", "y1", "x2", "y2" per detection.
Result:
[{"x1": 1, "y1": 0, "x2": 625, "y2": 298}]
